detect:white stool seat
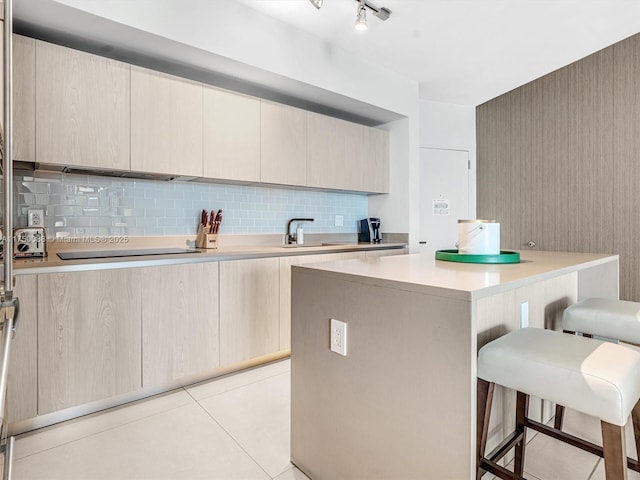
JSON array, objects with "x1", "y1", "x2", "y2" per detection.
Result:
[
  {"x1": 563, "y1": 298, "x2": 640, "y2": 344},
  {"x1": 478, "y1": 328, "x2": 640, "y2": 426}
]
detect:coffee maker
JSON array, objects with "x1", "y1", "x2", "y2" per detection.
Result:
[{"x1": 359, "y1": 218, "x2": 382, "y2": 244}]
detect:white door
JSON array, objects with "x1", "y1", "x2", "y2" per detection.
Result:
[{"x1": 419, "y1": 148, "x2": 470, "y2": 253}]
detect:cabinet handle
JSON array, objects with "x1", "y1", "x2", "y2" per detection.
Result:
[{"x1": 527, "y1": 241, "x2": 536, "y2": 249}]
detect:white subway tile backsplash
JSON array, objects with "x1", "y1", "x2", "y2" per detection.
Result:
[{"x1": 10, "y1": 172, "x2": 368, "y2": 237}]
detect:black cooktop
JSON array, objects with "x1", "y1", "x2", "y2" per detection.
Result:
[{"x1": 57, "y1": 248, "x2": 200, "y2": 260}]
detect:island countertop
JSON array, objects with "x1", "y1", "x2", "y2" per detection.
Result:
[
  {"x1": 290, "y1": 249, "x2": 620, "y2": 480},
  {"x1": 293, "y1": 250, "x2": 619, "y2": 301}
]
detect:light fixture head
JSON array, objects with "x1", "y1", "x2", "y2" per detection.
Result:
[
  {"x1": 309, "y1": 0, "x2": 323, "y2": 9},
  {"x1": 355, "y1": 4, "x2": 367, "y2": 31}
]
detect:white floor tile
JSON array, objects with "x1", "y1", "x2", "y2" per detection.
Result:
[
  {"x1": 15, "y1": 389, "x2": 194, "y2": 460},
  {"x1": 589, "y1": 459, "x2": 640, "y2": 480},
  {"x1": 13, "y1": 403, "x2": 270, "y2": 480},
  {"x1": 187, "y1": 359, "x2": 290, "y2": 401},
  {"x1": 198, "y1": 372, "x2": 291, "y2": 478},
  {"x1": 522, "y1": 431, "x2": 600, "y2": 480},
  {"x1": 274, "y1": 465, "x2": 311, "y2": 480}
]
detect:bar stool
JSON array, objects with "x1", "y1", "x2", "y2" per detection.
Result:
[
  {"x1": 477, "y1": 327, "x2": 640, "y2": 480},
  {"x1": 555, "y1": 298, "x2": 640, "y2": 429}
]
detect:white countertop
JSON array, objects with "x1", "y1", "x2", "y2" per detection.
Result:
[
  {"x1": 10, "y1": 241, "x2": 407, "y2": 275},
  {"x1": 294, "y1": 250, "x2": 618, "y2": 300}
]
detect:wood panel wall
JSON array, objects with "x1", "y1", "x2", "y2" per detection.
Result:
[{"x1": 476, "y1": 34, "x2": 640, "y2": 300}]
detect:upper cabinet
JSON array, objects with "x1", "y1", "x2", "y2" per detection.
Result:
[
  {"x1": 35, "y1": 40, "x2": 130, "y2": 170},
  {"x1": 12, "y1": 35, "x2": 36, "y2": 162},
  {"x1": 25, "y1": 38, "x2": 388, "y2": 193},
  {"x1": 131, "y1": 66, "x2": 203, "y2": 177},
  {"x1": 363, "y1": 126, "x2": 389, "y2": 193},
  {"x1": 203, "y1": 86, "x2": 260, "y2": 182},
  {"x1": 260, "y1": 100, "x2": 307, "y2": 186},
  {"x1": 308, "y1": 111, "x2": 389, "y2": 193}
]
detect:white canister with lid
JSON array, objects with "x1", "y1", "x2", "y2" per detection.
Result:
[{"x1": 457, "y1": 220, "x2": 500, "y2": 255}]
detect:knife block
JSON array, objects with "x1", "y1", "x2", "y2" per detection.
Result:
[{"x1": 196, "y1": 225, "x2": 218, "y2": 249}]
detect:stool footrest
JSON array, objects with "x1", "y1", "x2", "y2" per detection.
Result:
[
  {"x1": 525, "y1": 419, "x2": 640, "y2": 473},
  {"x1": 479, "y1": 458, "x2": 527, "y2": 480},
  {"x1": 487, "y1": 430, "x2": 525, "y2": 464}
]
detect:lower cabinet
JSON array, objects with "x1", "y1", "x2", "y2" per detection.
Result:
[
  {"x1": 37, "y1": 269, "x2": 142, "y2": 415},
  {"x1": 279, "y1": 252, "x2": 365, "y2": 350},
  {"x1": 141, "y1": 263, "x2": 219, "y2": 387},
  {"x1": 365, "y1": 248, "x2": 408, "y2": 258},
  {"x1": 220, "y1": 257, "x2": 280, "y2": 366},
  {"x1": 7, "y1": 275, "x2": 38, "y2": 424}
]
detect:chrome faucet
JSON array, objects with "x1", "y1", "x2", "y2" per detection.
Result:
[{"x1": 285, "y1": 218, "x2": 314, "y2": 244}]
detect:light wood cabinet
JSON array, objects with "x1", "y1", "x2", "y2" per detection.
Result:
[
  {"x1": 365, "y1": 248, "x2": 407, "y2": 258},
  {"x1": 260, "y1": 100, "x2": 307, "y2": 186},
  {"x1": 362, "y1": 127, "x2": 389, "y2": 193},
  {"x1": 308, "y1": 111, "x2": 389, "y2": 192},
  {"x1": 35, "y1": 40, "x2": 130, "y2": 169},
  {"x1": 279, "y1": 252, "x2": 365, "y2": 350},
  {"x1": 203, "y1": 86, "x2": 260, "y2": 182},
  {"x1": 307, "y1": 111, "x2": 349, "y2": 190},
  {"x1": 220, "y1": 257, "x2": 280, "y2": 365},
  {"x1": 131, "y1": 66, "x2": 203, "y2": 177},
  {"x1": 37, "y1": 269, "x2": 142, "y2": 414},
  {"x1": 0, "y1": 29, "x2": 36, "y2": 162},
  {"x1": 141, "y1": 263, "x2": 220, "y2": 387},
  {"x1": 7, "y1": 275, "x2": 37, "y2": 424},
  {"x1": 2, "y1": 34, "x2": 36, "y2": 162}
]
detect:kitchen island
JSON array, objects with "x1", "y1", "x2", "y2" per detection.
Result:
[{"x1": 290, "y1": 250, "x2": 619, "y2": 480}]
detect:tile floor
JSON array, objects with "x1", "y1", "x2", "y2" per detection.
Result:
[{"x1": 9, "y1": 358, "x2": 640, "y2": 480}]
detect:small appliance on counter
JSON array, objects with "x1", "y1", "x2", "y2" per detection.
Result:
[
  {"x1": 13, "y1": 227, "x2": 47, "y2": 258},
  {"x1": 358, "y1": 218, "x2": 382, "y2": 244}
]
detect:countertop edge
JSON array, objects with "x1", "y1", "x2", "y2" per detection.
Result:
[{"x1": 9, "y1": 243, "x2": 408, "y2": 275}]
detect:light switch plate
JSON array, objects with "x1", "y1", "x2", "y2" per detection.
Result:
[{"x1": 330, "y1": 318, "x2": 347, "y2": 356}]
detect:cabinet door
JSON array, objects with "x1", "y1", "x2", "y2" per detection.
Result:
[
  {"x1": 261, "y1": 100, "x2": 307, "y2": 186},
  {"x1": 131, "y1": 66, "x2": 203, "y2": 177},
  {"x1": 307, "y1": 112, "x2": 365, "y2": 191},
  {"x1": 362, "y1": 127, "x2": 389, "y2": 193},
  {"x1": 203, "y1": 86, "x2": 260, "y2": 182},
  {"x1": 279, "y1": 252, "x2": 365, "y2": 350},
  {"x1": 365, "y1": 248, "x2": 407, "y2": 258},
  {"x1": 141, "y1": 263, "x2": 220, "y2": 387},
  {"x1": 7, "y1": 275, "x2": 37, "y2": 424},
  {"x1": 0, "y1": 34, "x2": 36, "y2": 162},
  {"x1": 37, "y1": 269, "x2": 142, "y2": 414},
  {"x1": 35, "y1": 40, "x2": 130, "y2": 169},
  {"x1": 220, "y1": 257, "x2": 280, "y2": 365}
]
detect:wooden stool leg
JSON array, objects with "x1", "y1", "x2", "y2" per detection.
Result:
[
  {"x1": 554, "y1": 404, "x2": 565, "y2": 429},
  {"x1": 514, "y1": 392, "x2": 529, "y2": 476},
  {"x1": 632, "y1": 399, "x2": 640, "y2": 463},
  {"x1": 601, "y1": 421, "x2": 628, "y2": 480},
  {"x1": 477, "y1": 379, "x2": 494, "y2": 480}
]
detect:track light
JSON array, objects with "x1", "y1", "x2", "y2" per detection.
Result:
[
  {"x1": 355, "y1": 2, "x2": 367, "y2": 31},
  {"x1": 308, "y1": 0, "x2": 392, "y2": 31}
]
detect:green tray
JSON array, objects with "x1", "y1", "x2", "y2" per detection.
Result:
[{"x1": 435, "y1": 249, "x2": 520, "y2": 264}]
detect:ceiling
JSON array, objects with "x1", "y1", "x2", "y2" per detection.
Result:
[
  {"x1": 232, "y1": 0, "x2": 640, "y2": 105},
  {"x1": 12, "y1": 0, "x2": 640, "y2": 108}
]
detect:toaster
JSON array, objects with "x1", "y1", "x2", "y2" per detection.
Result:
[{"x1": 13, "y1": 227, "x2": 47, "y2": 258}]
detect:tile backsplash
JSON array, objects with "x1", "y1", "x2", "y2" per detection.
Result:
[{"x1": 9, "y1": 171, "x2": 368, "y2": 238}]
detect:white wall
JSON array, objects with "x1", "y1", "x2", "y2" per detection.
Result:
[{"x1": 419, "y1": 100, "x2": 477, "y2": 217}]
